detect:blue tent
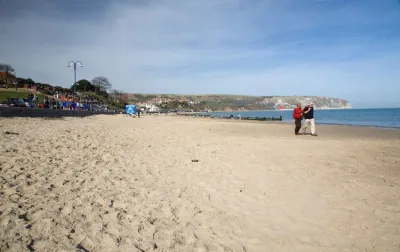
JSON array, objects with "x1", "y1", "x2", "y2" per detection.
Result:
[{"x1": 125, "y1": 105, "x2": 136, "y2": 114}]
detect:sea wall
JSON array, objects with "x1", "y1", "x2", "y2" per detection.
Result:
[{"x1": 0, "y1": 107, "x2": 118, "y2": 118}]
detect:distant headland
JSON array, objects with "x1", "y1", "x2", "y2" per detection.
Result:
[{"x1": 126, "y1": 93, "x2": 351, "y2": 112}]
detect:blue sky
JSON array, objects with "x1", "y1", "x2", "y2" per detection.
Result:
[{"x1": 1, "y1": 0, "x2": 400, "y2": 108}]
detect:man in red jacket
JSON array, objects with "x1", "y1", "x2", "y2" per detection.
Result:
[{"x1": 292, "y1": 103, "x2": 303, "y2": 135}]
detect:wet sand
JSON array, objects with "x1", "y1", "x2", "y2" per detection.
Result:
[{"x1": 1, "y1": 115, "x2": 399, "y2": 251}]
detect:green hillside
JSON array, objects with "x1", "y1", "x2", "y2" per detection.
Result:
[{"x1": 0, "y1": 89, "x2": 46, "y2": 102}]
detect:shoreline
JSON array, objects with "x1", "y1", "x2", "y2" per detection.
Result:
[
  {"x1": 192, "y1": 107, "x2": 353, "y2": 113},
  {"x1": 279, "y1": 120, "x2": 400, "y2": 130},
  {"x1": 178, "y1": 108, "x2": 399, "y2": 130},
  {"x1": 176, "y1": 116, "x2": 400, "y2": 140},
  {"x1": 177, "y1": 114, "x2": 400, "y2": 130},
  {"x1": 192, "y1": 107, "x2": 399, "y2": 113}
]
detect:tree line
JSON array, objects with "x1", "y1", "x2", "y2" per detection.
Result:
[
  {"x1": 0, "y1": 63, "x2": 15, "y2": 84},
  {"x1": 74, "y1": 77, "x2": 112, "y2": 97},
  {"x1": 0, "y1": 63, "x2": 126, "y2": 102}
]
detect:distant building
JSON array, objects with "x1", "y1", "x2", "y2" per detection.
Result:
[
  {"x1": 0, "y1": 72, "x2": 16, "y2": 87},
  {"x1": 148, "y1": 105, "x2": 160, "y2": 112}
]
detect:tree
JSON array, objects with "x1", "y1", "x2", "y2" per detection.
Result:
[
  {"x1": 109, "y1": 89, "x2": 123, "y2": 101},
  {"x1": 26, "y1": 78, "x2": 35, "y2": 85},
  {"x1": 159, "y1": 100, "x2": 190, "y2": 110},
  {"x1": 91, "y1": 76, "x2": 112, "y2": 94},
  {"x1": 15, "y1": 78, "x2": 34, "y2": 88},
  {"x1": 0, "y1": 63, "x2": 15, "y2": 84},
  {"x1": 119, "y1": 93, "x2": 128, "y2": 106},
  {"x1": 16, "y1": 78, "x2": 26, "y2": 85},
  {"x1": 75, "y1": 79, "x2": 95, "y2": 92}
]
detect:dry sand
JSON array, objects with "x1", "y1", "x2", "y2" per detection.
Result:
[{"x1": 0, "y1": 115, "x2": 399, "y2": 252}]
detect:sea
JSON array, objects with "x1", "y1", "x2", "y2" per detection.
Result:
[{"x1": 199, "y1": 108, "x2": 400, "y2": 129}]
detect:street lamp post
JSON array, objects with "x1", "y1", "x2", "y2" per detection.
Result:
[
  {"x1": 67, "y1": 61, "x2": 83, "y2": 96},
  {"x1": 14, "y1": 70, "x2": 17, "y2": 91}
]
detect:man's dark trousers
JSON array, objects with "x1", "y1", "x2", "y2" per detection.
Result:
[{"x1": 295, "y1": 118, "x2": 302, "y2": 135}]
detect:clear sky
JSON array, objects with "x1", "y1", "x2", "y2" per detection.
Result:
[{"x1": 1, "y1": 0, "x2": 400, "y2": 108}]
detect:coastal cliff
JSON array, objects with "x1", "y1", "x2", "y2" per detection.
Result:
[
  {"x1": 259, "y1": 96, "x2": 351, "y2": 110},
  {"x1": 127, "y1": 94, "x2": 351, "y2": 111}
]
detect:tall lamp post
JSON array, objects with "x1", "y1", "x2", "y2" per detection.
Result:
[
  {"x1": 67, "y1": 61, "x2": 83, "y2": 96},
  {"x1": 14, "y1": 70, "x2": 17, "y2": 91}
]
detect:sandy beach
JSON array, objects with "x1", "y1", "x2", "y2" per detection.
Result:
[{"x1": 1, "y1": 115, "x2": 399, "y2": 252}]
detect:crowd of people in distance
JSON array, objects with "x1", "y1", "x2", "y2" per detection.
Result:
[{"x1": 26, "y1": 92, "x2": 100, "y2": 111}]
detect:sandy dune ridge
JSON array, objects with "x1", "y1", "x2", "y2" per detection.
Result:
[{"x1": 0, "y1": 115, "x2": 399, "y2": 252}]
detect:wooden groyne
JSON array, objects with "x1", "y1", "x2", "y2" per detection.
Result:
[{"x1": 177, "y1": 113, "x2": 283, "y2": 121}]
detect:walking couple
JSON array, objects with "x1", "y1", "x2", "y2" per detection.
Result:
[{"x1": 292, "y1": 102, "x2": 318, "y2": 136}]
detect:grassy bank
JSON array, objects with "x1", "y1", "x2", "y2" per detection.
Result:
[{"x1": 0, "y1": 89, "x2": 46, "y2": 101}]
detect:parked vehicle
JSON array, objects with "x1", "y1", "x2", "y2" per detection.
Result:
[{"x1": 0, "y1": 98, "x2": 27, "y2": 107}]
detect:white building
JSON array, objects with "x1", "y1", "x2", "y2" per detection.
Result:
[{"x1": 148, "y1": 104, "x2": 160, "y2": 112}]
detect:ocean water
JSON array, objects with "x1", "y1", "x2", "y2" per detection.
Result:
[{"x1": 201, "y1": 108, "x2": 400, "y2": 129}]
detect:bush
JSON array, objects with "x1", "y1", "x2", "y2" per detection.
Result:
[{"x1": 40, "y1": 90, "x2": 50, "y2": 95}]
